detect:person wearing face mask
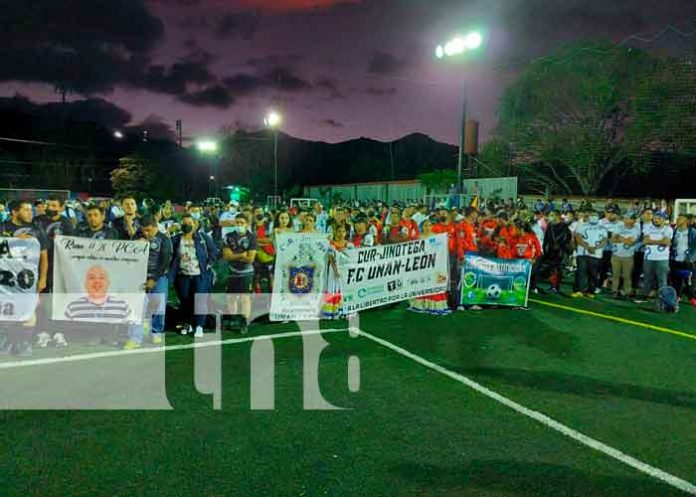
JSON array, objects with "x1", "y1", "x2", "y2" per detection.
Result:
[
  {"x1": 634, "y1": 211, "x2": 673, "y2": 303},
  {"x1": 610, "y1": 214, "x2": 641, "y2": 299},
  {"x1": 572, "y1": 210, "x2": 608, "y2": 298},
  {"x1": 223, "y1": 214, "x2": 257, "y2": 334},
  {"x1": 169, "y1": 213, "x2": 218, "y2": 338},
  {"x1": 219, "y1": 201, "x2": 240, "y2": 239}
]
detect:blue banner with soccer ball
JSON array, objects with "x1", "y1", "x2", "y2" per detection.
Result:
[{"x1": 460, "y1": 255, "x2": 532, "y2": 307}]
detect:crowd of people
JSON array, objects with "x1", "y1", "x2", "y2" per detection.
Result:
[{"x1": 0, "y1": 193, "x2": 694, "y2": 356}]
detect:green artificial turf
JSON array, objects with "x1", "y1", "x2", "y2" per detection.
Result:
[{"x1": 1, "y1": 288, "x2": 695, "y2": 497}]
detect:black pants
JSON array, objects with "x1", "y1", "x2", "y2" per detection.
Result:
[
  {"x1": 670, "y1": 261, "x2": 694, "y2": 299},
  {"x1": 534, "y1": 256, "x2": 564, "y2": 290},
  {"x1": 575, "y1": 256, "x2": 600, "y2": 293},
  {"x1": 632, "y1": 252, "x2": 644, "y2": 293},
  {"x1": 599, "y1": 250, "x2": 612, "y2": 284}
]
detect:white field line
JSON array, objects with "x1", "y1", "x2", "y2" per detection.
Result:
[
  {"x1": 358, "y1": 329, "x2": 696, "y2": 496},
  {"x1": 0, "y1": 328, "x2": 348, "y2": 370}
]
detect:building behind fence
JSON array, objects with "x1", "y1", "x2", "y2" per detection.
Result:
[{"x1": 303, "y1": 177, "x2": 518, "y2": 205}]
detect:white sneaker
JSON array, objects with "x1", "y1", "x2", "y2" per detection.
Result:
[
  {"x1": 36, "y1": 332, "x2": 51, "y2": 348},
  {"x1": 53, "y1": 333, "x2": 68, "y2": 347},
  {"x1": 470, "y1": 305, "x2": 483, "y2": 311},
  {"x1": 456, "y1": 306, "x2": 466, "y2": 311},
  {"x1": 194, "y1": 326, "x2": 204, "y2": 338},
  {"x1": 180, "y1": 324, "x2": 191, "y2": 336}
]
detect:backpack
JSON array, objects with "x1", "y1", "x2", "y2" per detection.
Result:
[{"x1": 655, "y1": 286, "x2": 679, "y2": 313}]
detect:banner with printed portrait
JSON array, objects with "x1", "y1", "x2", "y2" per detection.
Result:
[
  {"x1": 52, "y1": 235, "x2": 149, "y2": 323},
  {"x1": 270, "y1": 233, "x2": 330, "y2": 321},
  {"x1": 460, "y1": 255, "x2": 532, "y2": 307},
  {"x1": 0, "y1": 237, "x2": 40, "y2": 321},
  {"x1": 338, "y1": 235, "x2": 450, "y2": 313}
]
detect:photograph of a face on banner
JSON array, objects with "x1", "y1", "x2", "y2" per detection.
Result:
[{"x1": 52, "y1": 236, "x2": 148, "y2": 323}]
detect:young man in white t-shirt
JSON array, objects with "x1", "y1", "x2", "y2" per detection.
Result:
[
  {"x1": 636, "y1": 211, "x2": 672, "y2": 302},
  {"x1": 610, "y1": 214, "x2": 641, "y2": 298},
  {"x1": 572, "y1": 210, "x2": 608, "y2": 298}
]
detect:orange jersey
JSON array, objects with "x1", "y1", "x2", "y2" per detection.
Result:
[
  {"x1": 432, "y1": 222, "x2": 457, "y2": 253},
  {"x1": 495, "y1": 240, "x2": 514, "y2": 259},
  {"x1": 514, "y1": 233, "x2": 542, "y2": 260},
  {"x1": 478, "y1": 219, "x2": 499, "y2": 253},
  {"x1": 399, "y1": 219, "x2": 420, "y2": 240},
  {"x1": 456, "y1": 220, "x2": 478, "y2": 259}
]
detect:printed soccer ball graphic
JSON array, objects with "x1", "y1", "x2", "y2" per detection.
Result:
[{"x1": 486, "y1": 284, "x2": 502, "y2": 300}]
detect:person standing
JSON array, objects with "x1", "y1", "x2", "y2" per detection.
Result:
[
  {"x1": 0, "y1": 200, "x2": 49, "y2": 356},
  {"x1": 635, "y1": 212, "x2": 672, "y2": 303},
  {"x1": 313, "y1": 202, "x2": 328, "y2": 234},
  {"x1": 572, "y1": 210, "x2": 608, "y2": 298},
  {"x1": 322, "y1": 224, "x2": 352, "y2": 319},
  {"x1": 76, "y1": 205, "x2": 120, "y2": 240},
  {"x1": 33, "y1": 195, "x2": 74, "y2": 348},
  {"x1": 169, "y1": 213, "x2": 217, "y2": 338},
  {"x1": 223, "y1": 214, "x2": 257, "y2": 334},
  {"x1": 124, "y1": 215, "x2": 173, "y2": 349},
  {"x1": 669, "y1": 214, "x2": 695, "y2": 305},
  {"x1": 112, "y1": 195, "x2": 141, "y2": 240},
  {"x1": 610, "y1": 214, "x2": 641, "y2": 299},
  {"x1": 408, "y1": 216, "x2": 451, "y2": 316}
]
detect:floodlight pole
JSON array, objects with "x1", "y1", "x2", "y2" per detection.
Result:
[{"x1": 457, "y1": 77, "x2": 467, "y2": 193}]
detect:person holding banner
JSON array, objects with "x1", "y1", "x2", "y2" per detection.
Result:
[
  {"x1": 170, "y1": 213, "x2": 218, "y2": 337},
  {"x1": 408, "y1": 216, "x2": 451, "y2": 316},
  {"x1": 0, "y1": 201, "x2": 47, "y2": 356},
  {"x1": 124, "y1": 215, "x2": 173, "y2": 349},
  {"x1": 352, "y1": 216, "x2": 375, "y2": 248},
  {"x1": 322, "y1": 224, "x2": 352, "y2": 319},
  {"x1": 112, "y1": 194, "x2": 141, "y2": 240},
  {"x1": 76, "y1": 204, "x2": 120, "y2": 240},
  {"x1": 34, "y1": 195, "x2": 74, "y2": 348}
]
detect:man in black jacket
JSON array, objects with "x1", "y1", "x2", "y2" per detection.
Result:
[
  {"x1": 112, "y1": 194, "x2": 141, "y2": 240},
  {"x1": 535, "y1": 210, "x2": 573, "y2": 293},
  {"x1": 125, "y1": 215, "x2": 173, "y2": 349}
]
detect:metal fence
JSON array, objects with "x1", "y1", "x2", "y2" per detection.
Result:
[{"x1": 304, "y1": 181, "x2": 426, "y2": 205}]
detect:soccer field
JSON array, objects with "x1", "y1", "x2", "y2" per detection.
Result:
[{"x1": 1, "y1": 290, "x2": 695, "y2": 496}]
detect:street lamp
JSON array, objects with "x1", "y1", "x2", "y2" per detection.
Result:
[
  {"x1": 197, "y1": 140, "x2": 219, "y2": 197},
  {"x1": 197, "y1": 140, "x2": 218, "y2": 153},
  {"x1": 113, "y1": 130, "x2": 124, "y2": 139},
  {"x1": 264, "y1": 111, "x2": 282, "y2": 198},
  {"x1": 435, "y1": 30, "x2": 484, "y2": 193}
]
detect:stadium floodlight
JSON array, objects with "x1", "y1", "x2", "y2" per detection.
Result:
[
  {"x1": 436, "y1": 31, "x2": 484, "y2": 59},
  {"x1": 435, "y1": 29, "x2": 485, "y2": 198},
  {"x1": 113, "y1": 131, "x2": 124, "y2": 139},
  {"x1": 264, "y1": 111, "x2": 282, "y2": 128},
  {"x1": 197, "y1": 140, "x2": 218, "y2": 153}
]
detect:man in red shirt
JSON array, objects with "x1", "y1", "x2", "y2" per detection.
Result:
[
  {"x1": 433, "y1": 209, "x2": 459, "y2": 309},
  {"x1": 456, "y1": 207, "x2": 479, "y2": 262},
  {"x1": 399, "y1": 207, "x2": 420, "y2": 241}
]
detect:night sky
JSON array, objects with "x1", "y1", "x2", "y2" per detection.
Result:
[{"x1": 1, "y1": 0, "x2": 695, "y2": 145}]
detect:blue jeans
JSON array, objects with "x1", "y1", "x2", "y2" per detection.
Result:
[{"x1": 128, "y1": 276, "x2": 169, "y2": 344}]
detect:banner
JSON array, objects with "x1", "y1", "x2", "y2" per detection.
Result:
[
  {"x1": 270, "y1": 233, "x2": 330, "y2": 321},
  {"x1": 52, "y1": 235, "x2": 149, "y2": 323},
  {"x1": 0, "y1": 237, "x2": 40, "y2": 321},
  {"x1": 338, "y1": 235, "x2": 450, "y2": 313},
  {"x1": 460, "y1": 255, "x2": 532, "y2": 307}
]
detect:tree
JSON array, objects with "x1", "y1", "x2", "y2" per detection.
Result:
[
  {"x1": 418, "y1": 169, "x2": 458, "y2": 194},
  {"x1": 110, "y1": 154, "x2": 156, "y2": 198},
  {"x1": 490, "y1": 43, "x2": 670, "y2": 196}
]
